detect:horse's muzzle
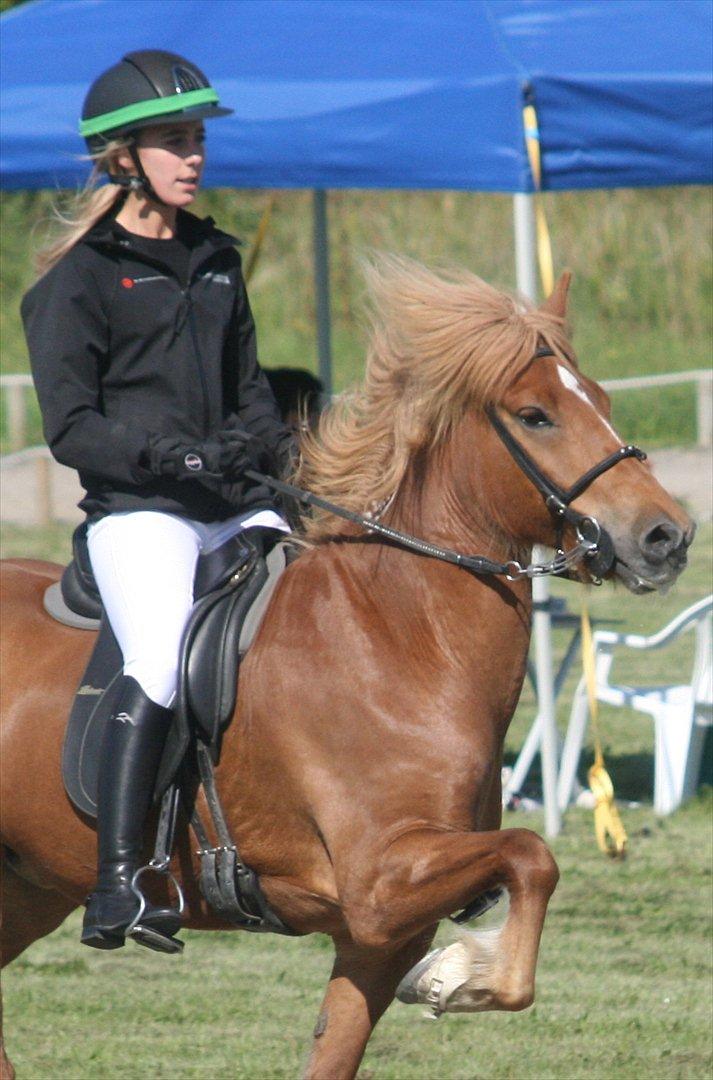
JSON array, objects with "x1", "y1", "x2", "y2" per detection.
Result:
[{"x1": 613, "y1": 517, "x2": 695, "y2": 594}]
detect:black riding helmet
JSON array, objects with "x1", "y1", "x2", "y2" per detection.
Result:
[{"x1": 80, "y1": 50, "x2": 232, "y2": 201}]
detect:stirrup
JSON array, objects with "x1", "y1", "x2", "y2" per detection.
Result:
[
  {"x1": 127, "y1": 862, "x2": 185, "y2": 954},
  {"x1": 129, "y1": 923, "x2": 184, "y2": 955}
]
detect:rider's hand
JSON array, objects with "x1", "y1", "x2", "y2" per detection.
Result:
[
  {"x1": 216, "y1": 428, "x2": 264, "y2": 480},
  {"x1": 143, "y1": 426, "x2": 297, "y2": 485},
  {"x1": 220, "y1": 423, "x2": 298, "y2": 480},
  {"x1": 143, "y1": 434, "x2": 225, "y2": 480}
]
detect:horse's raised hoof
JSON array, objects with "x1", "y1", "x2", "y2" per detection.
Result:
[
  {"x1": 396, "y1": 928, "x2": 503, "y2": 1017},
  {"x1": 396, "y1": 944, "x2": 470, "y2": 1018}
]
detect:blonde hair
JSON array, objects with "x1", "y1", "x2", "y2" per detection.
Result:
[
  {"x1": 35, "y1": 139, "x2": 132, "y2": 277},
  {"x1": 297, "y1": 254, "x2": 573, "y2": 542}
]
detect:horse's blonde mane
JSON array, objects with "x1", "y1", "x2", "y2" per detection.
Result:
[{"x1": 297, "y1": 254, "x2": 573, "y2": 542}]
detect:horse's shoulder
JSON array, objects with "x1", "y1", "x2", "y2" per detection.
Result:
[{"x1": 270, "y1": 541, "x2": 344, "y2": 591}]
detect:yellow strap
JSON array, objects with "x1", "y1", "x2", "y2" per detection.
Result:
[
  {"x1": 581, "y1": 606, "x2": 628, "y2": 858},
  {"x1": 522, "y1": 103, "x2": 555, "y2": 298},
  {"x1": 244, "y1": 194, "x2": 277, "y2": 284}
]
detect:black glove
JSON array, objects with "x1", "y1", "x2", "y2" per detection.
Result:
[
  {"x1": 143, "y1": 429, "x2": 267, "y2": 482},
  {"x1": 143, "y1": 434, "x2": 226, "y2": 480},
  {"x1": 216, "y1": 428, "x2": 264, "y2": 481}
]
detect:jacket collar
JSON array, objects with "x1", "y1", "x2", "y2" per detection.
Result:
[{"x1": 83, "y1": 208, "x2": 239, "y2": 270}]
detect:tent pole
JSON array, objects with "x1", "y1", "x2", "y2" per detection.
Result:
[
  {"x1": 513, "y1": 192, "x2": 561, "y2": 838},
  {"x1": 312, "y1": 189, "x2": 333, "y2": 399}
]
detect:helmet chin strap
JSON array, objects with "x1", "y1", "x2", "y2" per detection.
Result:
[{"x1": 108, "y1": 143, "x2": 170, "y2": 209}]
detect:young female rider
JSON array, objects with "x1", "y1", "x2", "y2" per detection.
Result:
[{"x1": 21, "y1": 51, "x2": 295, "y2": 953}]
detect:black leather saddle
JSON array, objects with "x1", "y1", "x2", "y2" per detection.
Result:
[
  {"x1": 51, "y1": 521, "x2": 261, "y2": 624},
  {"x1": 53, "y1": 522, "x2": 291, "y2": 818}
]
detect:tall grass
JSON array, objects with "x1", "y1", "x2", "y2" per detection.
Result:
[{"x1": 1, "y1": 186, "x2": 711, "y2": 448}]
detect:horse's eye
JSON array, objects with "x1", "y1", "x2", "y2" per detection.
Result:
[{"x1": 517, "y1": 407, "x2": 552, "y2": 428}]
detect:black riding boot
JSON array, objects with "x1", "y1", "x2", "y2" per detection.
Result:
[{"x1": 81, "y1": 676, "x2": 182, "y2": 952}]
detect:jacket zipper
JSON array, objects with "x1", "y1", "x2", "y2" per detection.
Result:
[{"x1": 184, "y1": 291, "x2": 211, "y2": 435}]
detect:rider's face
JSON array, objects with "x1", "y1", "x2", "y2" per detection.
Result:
[{"x1": 120, "y1": 121, "x2": 206, "y2": 206}]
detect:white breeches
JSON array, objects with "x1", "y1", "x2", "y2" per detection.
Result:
[{"x1": 87, "y1": 509, "x2": 288, "y2": 707}]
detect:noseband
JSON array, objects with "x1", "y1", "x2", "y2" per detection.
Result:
[{"x1": 246, "y1": 351, "x2": 647, "y2": 583}]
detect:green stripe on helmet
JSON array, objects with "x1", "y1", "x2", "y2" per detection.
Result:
[{"x1": 80, "y1": 88, "x2": 220, "y2": 137}]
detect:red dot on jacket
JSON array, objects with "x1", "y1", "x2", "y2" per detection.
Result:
[{"x1": 121, "y1": 277, "x2": 134, "y2": 289}]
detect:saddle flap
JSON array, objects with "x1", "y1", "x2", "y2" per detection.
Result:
[
  {"x1": 61, "y1": 531, "x2": 292, "y2": 816},
  {"x1": 61, "y1": 615, "x2": 124, "y2": 817},
  {"x1": 180, "y1": 558, "x2": 269, "y2": 745}
]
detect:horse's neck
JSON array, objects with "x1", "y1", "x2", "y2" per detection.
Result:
[
  {"x1": 375, "y1": 436, "x2": 531, "y2": 687},
  {"x1": 389, "y1": 437, "x2": 522, "y2": 567}
]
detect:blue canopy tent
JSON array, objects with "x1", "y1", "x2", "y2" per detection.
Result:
[
  {"x1": 2, "y1": 0, "x2": 711, "y2": 834},
  {"x1": 1, "y1": 0, "x2": 711, "y2": 191}
]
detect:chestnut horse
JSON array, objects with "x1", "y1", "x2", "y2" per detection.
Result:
[{"x1": 0, "y1": 261, "x2": 693, "y2": 1079}]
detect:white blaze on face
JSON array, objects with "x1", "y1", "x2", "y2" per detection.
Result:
[{"x1": 557, "y1": 364, "x2": 619, "y2": 439}]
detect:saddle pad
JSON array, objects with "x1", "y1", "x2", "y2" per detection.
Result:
[
  {"x1": 238, "y1": 541, "x2": 288, "y2": 652},
  {"x1": 44, "y1": 581, "x2": 100, "y2": 631}
]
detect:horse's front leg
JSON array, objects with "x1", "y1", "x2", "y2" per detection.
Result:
[
  {"x1": 303, "y1": 928, "x2": 436, "y2": 1080},
  {"x1": 339, "y1": 826, "x2": 559, "y2": 1015}
]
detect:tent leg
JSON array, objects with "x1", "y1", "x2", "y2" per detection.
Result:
[
  {"x1": 312, "y1": 189, "x2": 333, "y2": 399},
  {"x1": 513, "y1": 193, "x2": 562, "y2": 838}
]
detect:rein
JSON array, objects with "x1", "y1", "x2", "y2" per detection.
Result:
[
  {"x1": 246, "y1": 351, "x2": 646, "y2": 583},
  {"x1": 246, "y1": 467, "x2": 595, "y2": 580}
]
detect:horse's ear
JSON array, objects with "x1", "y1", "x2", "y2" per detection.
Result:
[{"x1": 540, "y1": 271, "x2": 572, "y2": 319}]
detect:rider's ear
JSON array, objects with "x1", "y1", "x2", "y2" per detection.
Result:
[{"x1": 540, "y1": 271, "x2": 572, "y2": 319}]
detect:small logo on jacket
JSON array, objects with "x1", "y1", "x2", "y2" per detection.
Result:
[
  {"x1": 121, "y1": 275, "x2": 167, "y2": 289},
  {"x1": 198, "y1": 271, "x2": 231, "y2": 286}
]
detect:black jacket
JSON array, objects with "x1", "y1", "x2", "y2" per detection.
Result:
[{"x1": 21, "y1": 209, "x2": 291, "y2": 522}]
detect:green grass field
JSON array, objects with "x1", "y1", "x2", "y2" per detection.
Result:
[
  {"x1": 3, "y1": 797, "x2": 711, "y2": 1080},
  {"x1": 1, "y1": 523, "x2": 711, "y2": 1079}
]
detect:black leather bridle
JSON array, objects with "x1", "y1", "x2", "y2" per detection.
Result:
[
  {"x1": 485, "y1": 347, "x2": 646, "y2": 578},
  {"x1": 245, "y1": 351, "x2": 647, "y2": 582}
]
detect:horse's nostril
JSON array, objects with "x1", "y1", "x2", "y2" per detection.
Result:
[{"x1": 640, "y1": 520, "x2": 685, "y2": 565}]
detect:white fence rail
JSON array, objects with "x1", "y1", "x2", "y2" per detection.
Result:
[
  {"x1": 1, "y1": 367, "x2": 712, "y2": 451},
  {"x1": 601, "y1": 370, "x2": 712, "y2": 447}
]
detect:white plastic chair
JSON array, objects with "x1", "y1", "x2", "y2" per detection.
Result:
[{"x1": 557, "y1": 595, "x2": 713, "y2": 815}]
